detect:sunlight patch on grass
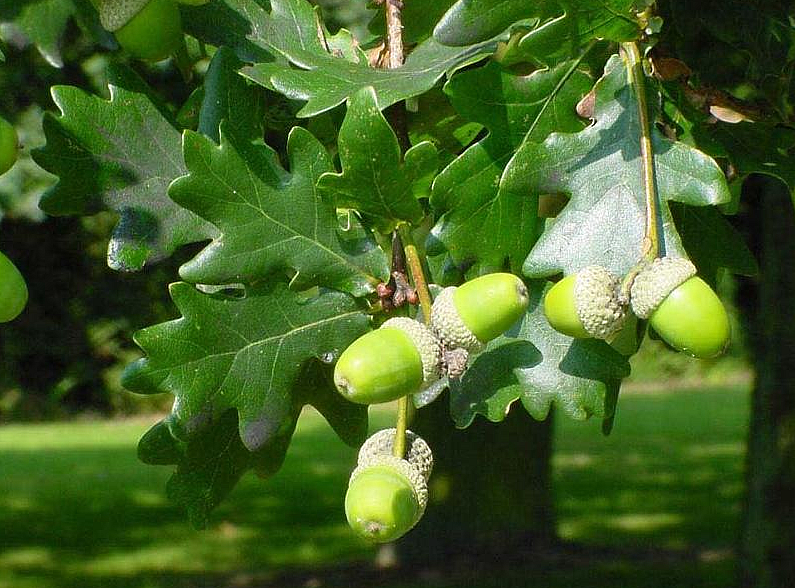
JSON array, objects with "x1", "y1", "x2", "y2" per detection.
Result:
[
  {"x1": 553, "y1": 453, "x2": 596, "y2": 468},
  {"x1": 608, "y1": 512, "x2": 685, "y2": 532},
  {"x1": 0, "y1": 547, "x2": 53, "y2": 568},
  {"x1": 685, "y1": 443, "x2": 744, "y2": 457}
]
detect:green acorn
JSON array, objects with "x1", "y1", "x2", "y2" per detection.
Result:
[
  {"x1": 0, "y1": 250, "x2": 28, "y2": 323},
  {"x1": 544, "y1": 266, "x2": 626, "y2": 339},
  {"x1": 630, "y1": 257, "x2": 730, "y2": 358},
  {"x1": 431, "y1": 272, "x2": 529, "y2": 352},
  {"x1": 333, "y1": 317, "x2": 442, "y2": 405},
  {"x1": 345, "y1": 429, "x2": 431, "y2": 543},
  {"x1": 0, "y1": 116, "x2": 18, "y2": 176},
  {"x1": 95, "y1": 0, "x2": 183, "y2": 61}
]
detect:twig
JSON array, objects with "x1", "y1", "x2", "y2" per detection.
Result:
[{"x1": 385, "y1": 0, "x2": 405, "y2": 68}]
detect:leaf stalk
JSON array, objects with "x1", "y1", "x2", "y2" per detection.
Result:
[{"x1": 622, "y1": 41, "x2": 660, "y2": 263}]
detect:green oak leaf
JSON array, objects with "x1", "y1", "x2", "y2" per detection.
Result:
[
  {"x1": 139, "y1": 410, "x2": 292, "y2": 529},
  {"x1": 171, "y1": 123, "x2": 388, "y2": 296},
  {"x1": 252, "y1": 35, "x2": 501, "y2": 118},
  {"x1": 33, "y1": 67, "x2": 216, "y2": 271},
  {"x1": 434, "y1": 0, "x2": 640, "y2": 52},
  {"x1": 318, "y1": 87, "x2": 437, "y2": 230},
  {"x1": 517, "y1": 54, "x2": 731, "y2": 279},
  {"x1": 428, "y1": 59, "x2": 591, "y2": 274},
  {"x1": 696, "y1": 122, "x2": 795, "y2": 204},
  {"x1": 406, "y1": 86, "x2": 484, "y2": 167},
  {"x1": 0, "y1": 0, "x2": 112, "y2": 68},
  {"x1": 138, "y1": 360, "x2": 367, "y2": 529},
  {"x1": 180, "y1": 0, "x2": 275, "y2": 63},
  {"x1": 671, "y1": 203, "x2": 758, "y2": 287},
  {"x1": 122, "y1": 281, "x2": 370, "y2": 452},
  {"x1": 198, "y1": 46, "x2": 266, "y2": 144},
  {"x1": 450, "y1": 283, "x2": 630, "y2": 427},
  {"x1": 191, "y1": 0, "x2": 503, "y2": 117}
]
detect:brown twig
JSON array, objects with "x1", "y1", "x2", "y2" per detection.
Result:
[{"x1": 384, "y1": 0, "x2": 405, "y2": 68}]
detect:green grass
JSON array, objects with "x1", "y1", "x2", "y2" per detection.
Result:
[{"x1": 0, "y1": 385, "x2": 749, "y2": 588}]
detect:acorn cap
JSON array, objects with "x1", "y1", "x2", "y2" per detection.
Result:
[
  {"x1": 96, "y1": 0, "x2": 151, "y2": 32},
  {"x1": 349, "y1": 454, "x2": 428, "y2": 514},
  {"x1": 630, "y1": 257, "x2": 697, "y2": 319},
  {"x1": 381, "y1": 317, "x2": 442, "y2": 388},
  {"x1": 358, "y1": 428, "x2": 433, "y2": 482},
  {"x1": 430, "y1": 287, "x2": 482, "y2": 353},
  {"x1": 574, "y1": 266, "x2": 627, "y2": 339}
]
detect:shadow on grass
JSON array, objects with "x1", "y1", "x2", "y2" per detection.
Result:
[{"x1": 0, "y1": 385, "x2": 749, "y2": 588}]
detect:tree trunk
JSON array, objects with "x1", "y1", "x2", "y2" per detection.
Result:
[
  {"x1": 738, "y1": 176, "x2": 795, "y2": 588},
  {"x1": 397, "y1": 395, "x2": 555, "y2": 563}
]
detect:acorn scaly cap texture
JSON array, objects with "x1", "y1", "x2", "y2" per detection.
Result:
[
  {"x1": 97, "y1": 0, "x2": 151, "y2": 31},
  {"x1": 630, "y1": 257, "x2": 697, "y2": 319},
  {"x1": 380, "y1": 317, "x2": 442, "y2": 388},
  {"x1": 430, "y1": 286, "x2": 482, "y2": 353},
  {"x1": 349, "y1": 454, "x2": 429, "y2": 514},
  {"x1": 358, "y1": 428, "x2": 433, "y2": 482},
  {"x1": 574, "y1": 266, "x2": 626, "y2": 339}
]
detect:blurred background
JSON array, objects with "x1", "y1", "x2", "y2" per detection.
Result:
[{"x1": 0, "y1": 1, "x2": 789, "y2": 587}]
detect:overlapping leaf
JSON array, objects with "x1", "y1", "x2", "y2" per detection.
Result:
[
  {"x1": 518, "y1": 54, "x2": 732, "y2": 279},
  {"x1": 138, "y1": 360, "x2": 367, "y2": 528},
  {"x1": 123, "y1": 281, "x2": 370, "y2": 452},
  {"x1": 0, "y1": 0, "x2": 112, "y2": 68},
  {"x1": 428, "y1": 59, "x2": 591, "y2": 273},
  {"x1": 671, "y1": 203, "x2": 758, "y2": 287},
  {"x1": 434, "y1": 0, "x2": 640, "y2": 57},
  {"x1": 197, "y1": 47, "x2": 267, "y2": 144},
  {"x1": 450, "y1": 284, "x2": 629, "y2": 427},
  {"x1": 171, "y1": 124, "x2": 387, "y2": 296},
  {"x1": 33, "y1": 67, "x2": 216, "y2": 271},
  {"x1": 318, "y1": 87, "x2": 437, "y2": 230},
  {"x1": 696, "y1": 122, "x2": 795, "y2": 204},
  {"x1": 184, "y1": 0, "x2": 504, "y2": 117}
]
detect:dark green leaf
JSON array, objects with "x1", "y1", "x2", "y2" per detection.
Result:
[
  {"x1": 171, "y1": 124, "x2": 387, "y2": 296},
  {"x1": 450, "y1": 283, "x2": 630, "y2": 427},
  {"x1": 1, "y1": 0, "x2": 73, "y2": 67},
  {"x1": 217, "y1": 0, "x2": 503, "y2": 117},
  {"x1": 434, "y1": 0, "x2": 640, "y2": 53},
  {"x1": 429, "y1": 59, "x2": 591, "y2": 273},
  {"x1": 696, "y1": 122, "x2": 795, "y2": 204},
  {"x1": 33, "y1": 68, "x2": 216, "y2": 271},
  {"x1": 318, "y1": 87, "x2": 437, "y2": 230},
  {"x1": 123, "y1": 281, "x2": 370, "y2": 452},
  {"x1": 138, "y1": 359, "x2": 366, "y2": 528},
  {"x1": 406, "y1": 86, "x2": 484, "y2": 167},
  {"x1": 671, "y1": 203, "x2": 758, "y2": 286},
  {"x1": 198, "y1": 46, "x2": 266, "y2": 143},
  {"x1": 181, "y1": 0, "x2": 276, "y2": 63},
  {"x1": 658, "y1": 0, "x2": 794, "y2": 118},
  {"x1": 519, "y1": 54, "x2": 731, "y2": 279}
]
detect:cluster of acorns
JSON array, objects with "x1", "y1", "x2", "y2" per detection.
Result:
[
  {"x1": 544, "y1": 257, "x2": 730, "y2": 358},
  {"x1": 335, "y1": 261, "x2": 729, "y2": 542},
  {"x1": 334, "y1": 272, "x2": 529, "y2": 542}
]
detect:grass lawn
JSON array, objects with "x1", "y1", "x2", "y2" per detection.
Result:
[{"x1": 0, "y1": 385, "x2": 749, "y2": 588}]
